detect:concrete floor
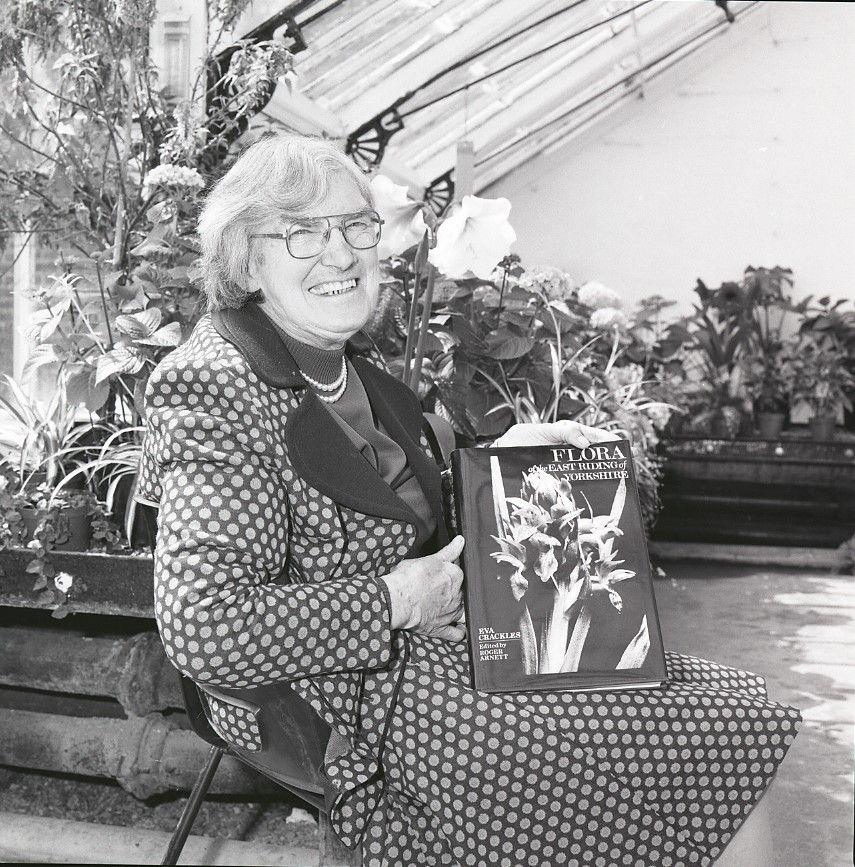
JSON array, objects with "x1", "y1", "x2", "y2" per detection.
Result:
[
  {"x1": 0, "y1": 560, "x2": 852, "y2": 865},
  {"x1": 654, "y1": 561, "x2": 854, "y2": 867}
]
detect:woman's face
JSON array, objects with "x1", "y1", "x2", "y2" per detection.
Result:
[{"x1": 250, "y1": 173, "x2": 380, "y2": 349}]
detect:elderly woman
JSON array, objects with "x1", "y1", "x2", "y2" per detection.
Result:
[{"x1": 137, "y1": 133, "x2": 798, "y2": 867}]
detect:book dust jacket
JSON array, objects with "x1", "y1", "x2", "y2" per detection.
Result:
[{"x1": 451, "y1": 440, "x2": 667, "y2": 694}]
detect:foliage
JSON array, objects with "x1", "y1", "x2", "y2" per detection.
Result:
[
  {"x1": 368, "y1": 252, "x2": 677, "y2": 530},
  {"x1": 0, "y1": 0, "x2": 295, "y2": 553},
  {"x1": 0, "y1": 463, "x2": 116, "y2": 617},
  {"x1": 680, "y1": 266, "x2": 811, "y2": 433},
  {"x1": 0, "y1": 0, "x2": 294, "y2": 422},
  {"x1": 785, "y1": 336, "x2": 855, "y2": 419},
  {"x1": 0, "y1": 372, "x2": 89, "y2": 489}
]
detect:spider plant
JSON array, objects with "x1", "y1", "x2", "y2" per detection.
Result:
[
  {"x1": 50, "y1": 422, "x2": 145, "y2": 545},
  {"x1": 0, "y1": 373, "x2": 90, "y2": 494}
]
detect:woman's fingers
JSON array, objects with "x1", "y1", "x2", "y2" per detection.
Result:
[
  {"x1": 431, "y1": 534, "x2": 465, "y2": 563},
  {"x1": 425, "y1": 623, "x2": 467, "y2": 643},
  {"x1": 576, "y1": 422, "x2": 622, "y2": 444},
  {"x1": 494, "y1": 421, "x2": 623, "y2": 449}
]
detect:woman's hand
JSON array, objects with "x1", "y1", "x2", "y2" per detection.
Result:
[
  {"x1": 381, "y1": 535, "x2": 466, "y2": 642},
  {"x1": 492, "y1": 419, "x2": 622, "y2": 449}
]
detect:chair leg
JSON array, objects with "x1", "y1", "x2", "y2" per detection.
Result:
[
  {"x1": 162, "y1": 745, "x2": 224, "y2": 865},
  {"x1": 318, "y1": 810, "x2": 361, "y2": 866}
]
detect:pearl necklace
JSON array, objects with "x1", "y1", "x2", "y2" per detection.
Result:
[{"x1": 301, "y1": 356, "x2": 348, "y2": 403}]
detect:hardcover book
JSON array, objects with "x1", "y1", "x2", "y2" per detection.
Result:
[{"x1": 450, "y1": 440, "x2": 667, "y2": 694}]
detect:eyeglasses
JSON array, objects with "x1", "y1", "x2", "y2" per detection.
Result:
[{"x1": 250, "y1": 209, "x2": 384, "y2": 259}]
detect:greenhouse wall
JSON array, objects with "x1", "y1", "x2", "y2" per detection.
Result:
[{"x1": 487, "y1": 2, "x2": 855, "y2": 313}]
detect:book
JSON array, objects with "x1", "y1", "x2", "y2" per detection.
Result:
[{"x1": 450, "y1": 439, "x2": 667, "y2": 694}]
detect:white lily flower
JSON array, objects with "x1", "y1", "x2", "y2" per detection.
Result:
[
  {"x1": 429, "y1": 195, "x2": 516, "y2": 280},
  {"x1": 369, "y1": 175, "x2": 427, "y2": 258}
]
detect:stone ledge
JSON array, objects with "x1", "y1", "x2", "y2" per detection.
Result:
[
  {"x1": 0, "y1": 810, "x2": 320, "y2": 865},
  {"x1": 649, "y1": 541, "x2": 849, "y2": 569}
]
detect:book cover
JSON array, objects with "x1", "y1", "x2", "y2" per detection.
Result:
[{"x1": 451, "y1": 440, "x2": 667, "y2": 694}]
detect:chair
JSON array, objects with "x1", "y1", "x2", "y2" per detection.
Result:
[
  {"x1": 143, "y1": 502, "x2": 358, "y2": 865},
  {"x1": 162, "y1": 674, "x2": 360, "y2": 866}
]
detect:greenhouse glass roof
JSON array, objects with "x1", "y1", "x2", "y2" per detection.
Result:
[{"x1": 243, "y1": 0, "x2": 763, "y2": 202}]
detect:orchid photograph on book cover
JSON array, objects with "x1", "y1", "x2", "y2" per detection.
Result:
[{"x1": 489, "y1": 457, "x2": 650, "y2": 677}]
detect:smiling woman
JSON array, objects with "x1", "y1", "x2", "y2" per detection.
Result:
[
  {"x1": 196, "y1": 134, "x2": 382, "y2": 348},
  {"x1": 137, "y1": 132, "x2": 800, "y2": 867}
]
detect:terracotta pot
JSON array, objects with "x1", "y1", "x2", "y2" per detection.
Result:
[
  {"x1": 21, "y1": 506, "x2": 91, "y2": 552},
  {"x1": 809, "y1": 416, "x2": 836, "y2": 441},
  {"x1": 756, "y1": 412, "x2": 785, "y2": 439}
]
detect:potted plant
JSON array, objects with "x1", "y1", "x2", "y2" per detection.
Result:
[
  {"x1": 366, "y1": 179, "x2": 677, "y2": 531},
  {"x1": 797, "y1": 295, "x2": 855, "y2": 431},
  {"x1": 0, "y1": 373, "x2": 99, "y2": 539},
  {"x1": 744, "y1": 349, "x2": 792, "y2": 437},
  {"x1": 787, "y1": 337, "x2": 855, "y2": 440}
]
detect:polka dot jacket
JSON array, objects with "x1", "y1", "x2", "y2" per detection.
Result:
[{"x1": 138, "y1": 303, "x2": 801, "y2": 866}]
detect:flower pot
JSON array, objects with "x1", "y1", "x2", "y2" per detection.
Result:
[
  {"x1": 21, "y1": 506, "x2": 91, "y2": 552},
  {"x1": 809, "y1": 416, "x2": 836, "y2": 441},
  {"x1": 756, "y1": 412, "x2": 785, "y2": 439},
  {"x1": 710, "y1": 410, "x2": 740, "y2": 440}
]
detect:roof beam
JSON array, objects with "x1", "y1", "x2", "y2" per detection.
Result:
[
  {"x1": 404, "y1": 1, "x2": 697, "y2": 185},
  {"x1": 257, "y1": 87, "x2": 424, "y2": 191},
  {"x1": 476, "y1": 1, "x2": 764, "y2": 190},
  {"x1": 338, "y1": 0, "x2": 560, "y2": 130},
  {"x1": 260, "y1": 85, "x2": 347, "y2": 138}
]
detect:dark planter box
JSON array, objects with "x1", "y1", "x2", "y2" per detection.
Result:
[
  {"x1": 0, "y1": 549, "x2": 154, "y2": 618},
  {"x1": 653, "y1": 432, "x2": 855, "y2": 547}
]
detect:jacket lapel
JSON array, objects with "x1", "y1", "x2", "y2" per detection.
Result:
[
  {"x1": 283, "y1": 389, "x2": 421, "y2": 525},
  {"x1": 211, "y1": 302, "x2": 430, "y2": 527},
  {"x1": 351, "y1": 357, "x2": 449, "y2": 548}
]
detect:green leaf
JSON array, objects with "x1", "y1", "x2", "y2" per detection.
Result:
[
  {"x1": 133, "y1": 376, "x2": 149, "y2": 418},
  {"x1": 135, "y1": 321, "x2": 182, "y2": 347},
  {"x1": 66, "y1": 365, "x2": 110, "y2": 411},
  {"x1": 21, "y1": 344, "x2": 64, "y2": 381},
  {"x1": 114, "y1": 308, "x2": 162, "y2": 339},
  {"x1": 26, "y1": 306, "x2": 66, "y2": 343},
  {"x1": 95, "y1": 346, "x2": 145, "y2": 385},
  {"x1": 483, "y1": 334, "x2": 535, "y2": 359}
]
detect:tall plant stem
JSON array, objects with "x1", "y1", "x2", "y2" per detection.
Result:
[
  {"x1": 409, "y1": 264, "x2": 436, "y2": 393},
  {"x1": 113, "y1": 38, "x2": 136, "y2": 270},
  {"x1": 519, "y1": 605, "x2": 538, "y2": 675},
  {"x1": 403, "y1": 241, "x2": 428, "y2": 385},
  {"x1": 495, "y1": 268, "x2": 508, "y2": 323}
]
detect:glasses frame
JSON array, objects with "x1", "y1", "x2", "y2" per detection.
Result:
[{"x1": 250, "y1": 209, "x2": 385, "y2": 259}]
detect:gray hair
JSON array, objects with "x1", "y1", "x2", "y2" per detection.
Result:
[{"x1": 197, "y1": 133, "x2": 374, "y2": 311}]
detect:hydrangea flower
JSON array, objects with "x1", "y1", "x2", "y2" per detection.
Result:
[
  {"x1": 577, "y1": 281, "x2": 622, "y2": 310},
  {"x1": 514, "y1": 266, "x2": 575, "y2": 301},
  {"x1": 142, "y1": 164, "x2": 205, "y2": 197},
  {"x1": 429, "y1": 195, "x2": 516, "y2": 280},
  {"x1": 590, "y1": 307, "x2": 629, "y2": 331}
]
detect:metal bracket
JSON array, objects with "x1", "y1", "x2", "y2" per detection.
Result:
[
  {"x1": 345, "y1": 108, "x2": 405, "y2": 172},
  {"x1": 424, "y1": 170, "x2": 454, "y2": 217}
]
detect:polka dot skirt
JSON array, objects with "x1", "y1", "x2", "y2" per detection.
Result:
[{"x1": 344, "y1": 634, "x2": 800, "y2": 867}]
